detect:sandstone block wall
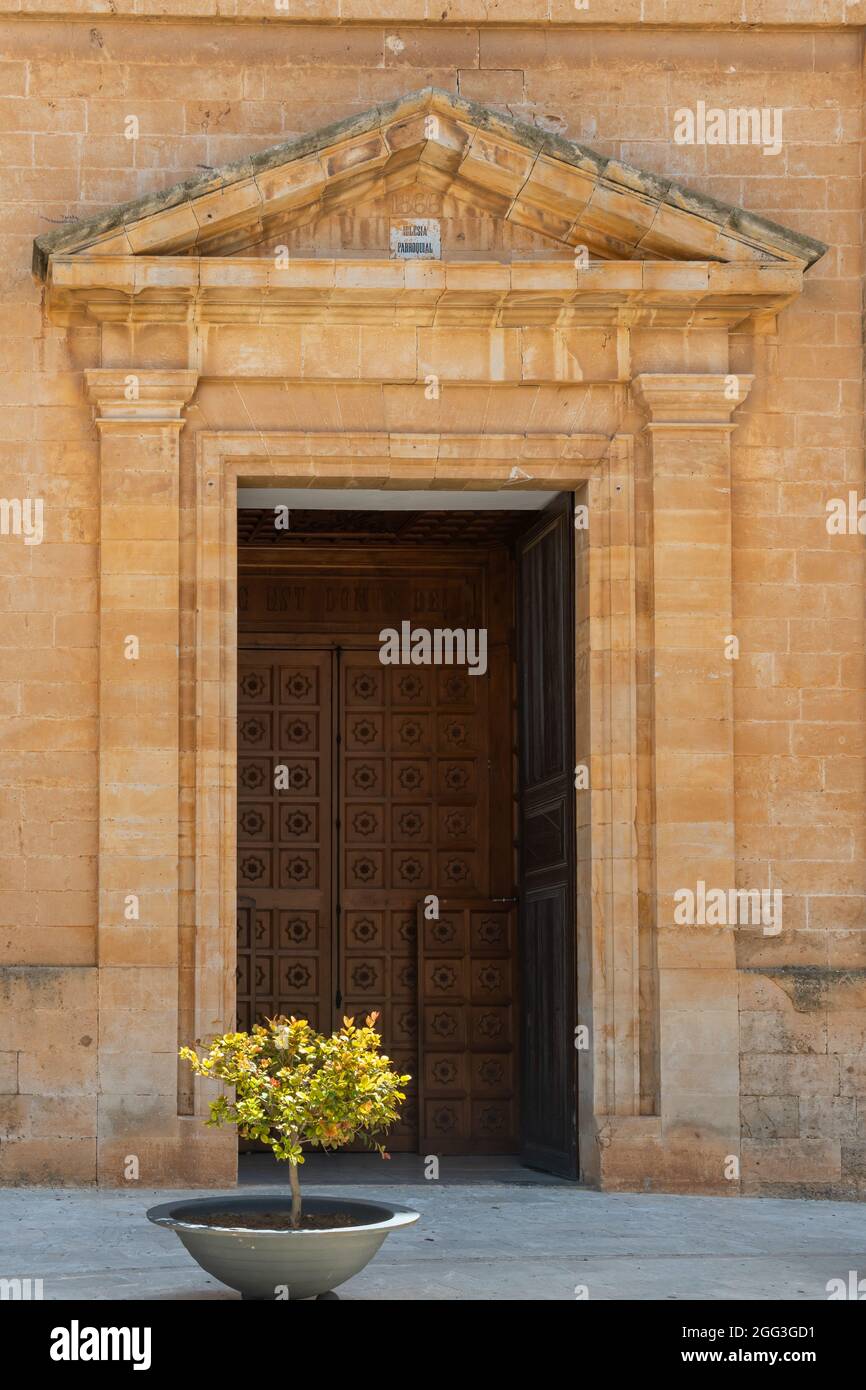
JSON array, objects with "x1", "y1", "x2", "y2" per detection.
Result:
[{"x1": 0, "y1": 5, "x2": 863, "y2": 1193}]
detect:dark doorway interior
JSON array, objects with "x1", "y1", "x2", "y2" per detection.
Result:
[
  {"x1": 239, "y1": 1151, "x2": 575, "y2": 1187},
  {"x1": 235, "y1": 497, "x2": 577, "y2": 1176}
]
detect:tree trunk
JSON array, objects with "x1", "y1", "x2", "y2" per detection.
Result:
[{"x1": 288, "y1": 1159, "x2": 302, "y2": 1229}]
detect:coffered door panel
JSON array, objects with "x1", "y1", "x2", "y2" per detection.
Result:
[
  {"x1": 237, "y1": 651, "x2": 334, "y2": 1038},
  {"x1": 339, "y1": 651, "x2": 422, "y2": 1150},
  {"x1": 339, "y1": 651, "x2": 497, "y2": 1152},
  {"x1": 418, "y1": 899, "x2": 518, "y2": 1154}
]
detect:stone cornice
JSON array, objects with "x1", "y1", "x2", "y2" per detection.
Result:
[
  {"x1": 1, "y1": 2, "x2": 857, "y2": 24},
  {"x1": 33, "y1": 87, "x2": 826, "y2": 276},
  {"x1": 84, "y1": 368, "x2": 199, "y2": 424},
  {"x1": 632, "y1": 372, "x2": 754, "y2": 427},
  {"x1": 49, "y1": 258, "x2": 803, "y2": 330}
]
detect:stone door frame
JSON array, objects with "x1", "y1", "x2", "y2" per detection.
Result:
[
  {"x1": 79, "y1": 360, "x2": 759, "y2": 1187},
  {"x1": 196, "y1": 429, "x2": 622, "y2": 1176}
]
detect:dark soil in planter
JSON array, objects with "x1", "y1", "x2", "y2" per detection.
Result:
[{"x1": 190, "y1": 1210, "x2": 373, "y2": 1231}]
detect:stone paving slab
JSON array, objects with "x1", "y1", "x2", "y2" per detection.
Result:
[{"x1": 3, "y1": 1184, "x2": 866, "y2": 1301}]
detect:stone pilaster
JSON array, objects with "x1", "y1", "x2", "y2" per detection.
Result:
[
  {"x1": 633, "y1": 372, "x2": 753, "y2": 1189},
  {"x1": 85, "y1": 369, "x2": 230, "y2": 1185}
]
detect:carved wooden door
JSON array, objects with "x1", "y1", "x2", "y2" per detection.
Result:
[
  {"x1": 237, "y1": 644, "x2": 502, "y2": 1152},
  {"x1": 236, "y1": 545, "x2": 520, "y2": 1155},
  {"x1": 516, "y1": 495, "x2": 579, "y2": 1178}
]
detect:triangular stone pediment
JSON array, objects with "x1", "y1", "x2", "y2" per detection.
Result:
[{"x1": 33, "y1": 88, "x2": 824, "y2": 279}]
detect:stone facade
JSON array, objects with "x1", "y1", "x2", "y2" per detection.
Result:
[{"x1": 0, "y1": 6, "x2": 864, "y2": 1198}]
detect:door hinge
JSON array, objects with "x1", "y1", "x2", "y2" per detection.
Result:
[{"x1": 335, "y1": 989, "x2": 343, "y2": 1009}]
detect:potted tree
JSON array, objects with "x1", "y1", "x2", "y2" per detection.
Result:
[{"x1": 146, "y1": 1013, "x2": 419, "y2": 1301}]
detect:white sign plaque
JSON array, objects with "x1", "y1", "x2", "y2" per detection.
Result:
[{"x1": 389, "y1": 217, "x2": 441, "y2": 260}]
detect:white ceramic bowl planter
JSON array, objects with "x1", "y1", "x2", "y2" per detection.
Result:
[{"x1": 147, "y1": 1194, "x2": 419, "y2": 1300}]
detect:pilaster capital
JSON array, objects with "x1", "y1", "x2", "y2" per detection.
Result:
[
  {"x1": 632, "y1": 372, "x2": 754, "y2": 430},
  {"x1": 84, "y1": 368, "x2": 199, "y2": 426}
]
